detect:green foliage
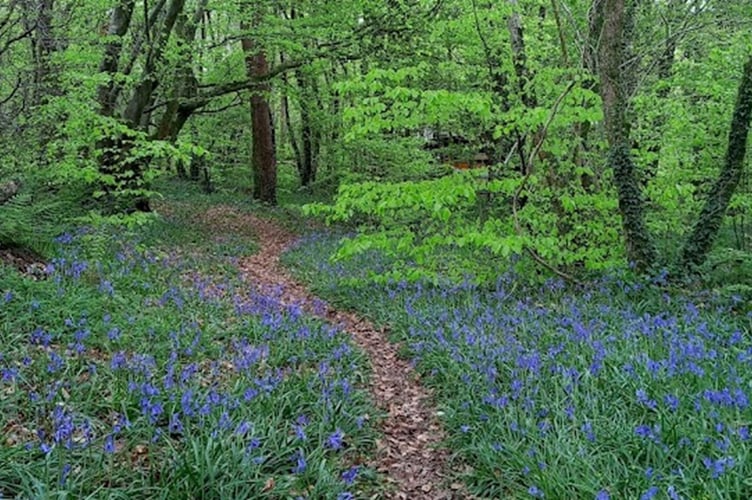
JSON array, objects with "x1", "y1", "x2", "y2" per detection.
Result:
[
  {"x1": 0, "y1": 188, "x2": 58, "y2": 256},
  {"x1": 337, "y1": 64, "x2": 495, "y2": 139},
  {"x1": 634, "y1": 32, "x2": 751, "y2": 249},
  {"x1": 307, "y1": 60, "x2": 624, "y2": 283},
  {"x1": 320, "y1": 136, "x2": 439, "y2": 185},
  {"x1": 0, "y1": 165, "x2": 86, "y2": 256},
  {"x1": 306, "y1": 160, "x2": 625, "y2": 284}
]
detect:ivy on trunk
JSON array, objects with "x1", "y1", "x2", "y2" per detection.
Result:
[
  {"x1": 598, "y1": 0, "x2": 657, "y2": 272},
  {"x1": 682, "y1": 54, "x2": 752, "y2": 269}
]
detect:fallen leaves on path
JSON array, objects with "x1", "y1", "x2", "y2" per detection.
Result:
[{"x1": 203, "y1": 205, "x2": 459, "y2": 499}]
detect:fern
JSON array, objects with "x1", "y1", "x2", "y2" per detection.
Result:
[{"x1": 0, "y1": 184, "x2": 74, "y2": 257}]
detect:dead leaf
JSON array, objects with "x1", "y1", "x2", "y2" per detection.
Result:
[{"x1": 262, "y1": 477, "x2": 275, "y2": 492}]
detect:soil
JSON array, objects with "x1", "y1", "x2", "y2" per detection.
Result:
[{"x1": 0, "y1": 245, "x2": 46, "y2": 277}]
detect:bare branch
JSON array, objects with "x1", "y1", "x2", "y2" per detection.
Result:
[
  {"x1": 0, "y1": 21, "x2": 35, "y2": 58},
  {"x1": 0, "y1": 76, "x2": 22, "y2": 106}
]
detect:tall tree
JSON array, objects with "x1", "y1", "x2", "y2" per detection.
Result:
[
  {"x1": 24, "y1": 0, "x2": 63, "y2": 108},
  {"x1": 598, "y1": 0, "x2": 656, "y2": 271},
  {"x1": 293, "y1": 66, "x2": 321, "y2": 187},
  {"x1": 681, "y1": 54, "x2": 752, "y2": 268},
  {"x1": 97, "y1": 0, "x2": 135, "y2": 118},
  {"x1": 97, "y1": 0, "x2": 188, "y2": 211},
  {"x1": 241, "y1": 15, "x2": 277, "y2": 204},
  {"x1": 155, "y1": 0, "x2": 208, "y2": 144}
]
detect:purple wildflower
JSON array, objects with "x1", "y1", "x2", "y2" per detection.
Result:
[
  {"x1": 104, "y1": 434, "x2": 116, "y2": 454},
  {"x1": 59, "y1": 463, "x2": 72, "y2": 485},
  {"x1": 292, "y1": 450, "x2": 307, "y2": 474},
  {"x1": 702, "y1": 456, "x2": 735, "y2": 479},
  {"x1": 640, "y1": 486, "x2": 659, "y2": 500},
  {"x1": 528, "y1": 485, "x2": 544, "y2": 498},
  {"x1": 169, "y1": 413, "x2": 184, "y2": 435},
  {"x1": 327, "y1": 429, "x2": 344, "y2": 450},
  {"x1": 341, "y1": 466, "x2": 359, "y2": 485}
]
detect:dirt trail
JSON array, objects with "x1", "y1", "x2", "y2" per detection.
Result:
[{"x1": 202, "y1": 206, "x2": 456, "y2": 499}]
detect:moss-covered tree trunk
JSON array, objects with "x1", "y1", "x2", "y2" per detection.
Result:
[
  {"x1": 97, "y1": 0, "x2": 186, "y2": 213},
  {"x1": 681, "y1": 54, "x2": 752, "y2": 268},
  {"x1": 97, "y1": 0, "x2": 135, "y2": 118},
  {"x1": 598, "y1": 0, "x2": 656, "y2": 272},
  {"x1": 154, "y1": 0, "x2": 207, "y2": 145}
]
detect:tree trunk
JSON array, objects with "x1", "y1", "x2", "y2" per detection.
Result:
[
  {"x1": 241, "y1": 27, "x2": 277, "y2": 204},
  {"x1": 598, "y1": 0, "x2": 656, "y2": 272},
  {"x1": 122, "y1": 0, "x2": 186, "y2": 129},
  {"x1": 325, "y1": 60, "x2": 343, "y2": 145},
  {"x1": 508, "y1": 0, "x2": 535, "y2": 110},
  {"x1": 283, "y1": 6, "x2": 317, "y2": 188},
  {"x1": 30, "y1": 0, "x2": 57, "y2": 106},
  {"x1": 154, "y1": 0, "x2": 206, "y2": 144},
  {"x1": 97, "y1": 0, "x2": 135, "y2": 117},
  {"x1": 681, "y1": 54, "x2": 752, "y2": 268},
  {"x1": 296, "y1": 69, "x2": 318, "y2": 187},
  {"x1": 282, "y1": 80, "x2": 303, "y2": 178},
  {"x1": 571, "y1": 0, "x2": 603, "y2": 190},
  {"x1": 583, "y1": 0, "x2": 604, "y2": 79},
  {"x1": 506, "y1": 0, "x2": 538, "y2": 175},
  {"x1": 97, "y1": 0, "x2": 186, "y2": 212}
]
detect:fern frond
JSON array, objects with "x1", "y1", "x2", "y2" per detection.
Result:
[{"x1": 0, "y1": 188, "x2": 65, "y2": 256}]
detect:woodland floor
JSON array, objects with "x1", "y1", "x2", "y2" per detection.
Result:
[
  {"x1": 198, "y1": 205, "x2": 461, "y2": 499},
  {"x1": 0, "y1": 245, "x2": 45, "y2": 275},
  {"x1": 0, "y1": 202, "x2": 464, "y2": 498}
]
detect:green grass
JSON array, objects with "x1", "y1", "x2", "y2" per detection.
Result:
[
  {"x1": 283, "y1": 231, "x2": 752, "y2": 499},
  {"x1": 0, "y1": 210, "x2": 376, "y2": 498}
]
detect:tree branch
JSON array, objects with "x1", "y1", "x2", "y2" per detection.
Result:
[
  {"x1": 511, "y1": 80, "x2": 582, "y2": 286},
  {"x1": 0, "y1": 76, "x2": 22, "y2": 106}
]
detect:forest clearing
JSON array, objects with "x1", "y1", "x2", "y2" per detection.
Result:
[{"x1": 2, "y1": 0, "x2": 752, "y2": 498}]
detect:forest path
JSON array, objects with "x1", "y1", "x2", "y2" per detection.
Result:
[{"x1": 201, "y1": 205, "x2": 457, "y2": 499}]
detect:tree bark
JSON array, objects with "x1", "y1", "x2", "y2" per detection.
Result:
[
  {"x1": 507, "y1": 0, "x2": 537, "y2": 174},
  {"x1": 281, "y1": 70, "x2": 303, "y2": 179},
  {"x1": 154, "y1": 0, "x2": 206, "y2": 142},
  {"x1": 241, "y1": 25, "x2": 277, "y2": 204},
  {"x1": 30, "y1": 0, "x2": 57, "y2": 106},
  {"x1": 122, "y1": 0, "x2": 186, "y2": 129},
  {"x1": 569, "y1": 0, "x2": 604, "y2": 191},
  {"x1": 97, "y1": 0, "x2": 186, "y2": 212},
  {"x1": 97, "y1": 0, "x2": 135, "y2": 117},
  {"x1": 681, "y1": 54, "x2": 752, "y2": 268},
  {"x1": 296, "y1": 68, "x2": 319, "y2": 187},
  {"x1": 598, "y1": 0, "x2": 656, "y2": 272},
  {"x1": 507, "y1": 0, "x2": 535, "y2": 110}
]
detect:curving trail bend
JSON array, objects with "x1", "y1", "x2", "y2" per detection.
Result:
[{"x1": 201, "y1": 206, "x2": 457, "y2": 499}]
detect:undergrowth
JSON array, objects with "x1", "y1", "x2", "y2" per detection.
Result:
[
  {"x1": 283, "y1": 232, "x2": 752, "y2": 499},
  {"x1": 0, "y1": 217, "x2": 376, "y2": 498}
]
